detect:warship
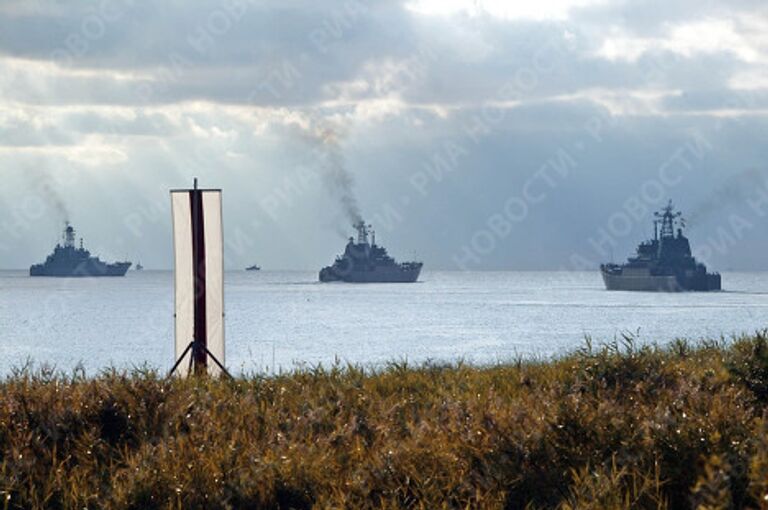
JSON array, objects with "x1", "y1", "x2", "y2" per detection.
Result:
[
  {"x1": 246, "y1": 264, "x2": 261, "y2": 271},
  {"x1": 30, "y1": 223, "x2": 132, "y2": 277},
  {"x1": 600, "y1": 201, "x2": 721, "y2": 291},
  {"x1": 319, "y1": 221, "x2": 423, "y2": 283}
]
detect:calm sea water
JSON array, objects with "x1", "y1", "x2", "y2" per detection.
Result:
[{"x1": 1, "y1": 270, "x2": 767, "y2": 376}]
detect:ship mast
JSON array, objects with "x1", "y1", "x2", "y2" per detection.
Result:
[
  {"x1": 354, "y1": 221, "x2": 371, "y2": 245},
  {"x1": 63, "y1": 222, "x2": 76, "y2": 248},
  {"x1": 654, "y1": 200, "x2": 683, "y2": 239}
]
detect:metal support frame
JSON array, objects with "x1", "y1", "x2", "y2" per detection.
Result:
[{"x1": 169, "y1": 340, "x2": 231, "y2": 378}]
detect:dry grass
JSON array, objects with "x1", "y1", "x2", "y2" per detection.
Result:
[{"x1": 3, "y1": 333, "x2": 768, "y2": 509}]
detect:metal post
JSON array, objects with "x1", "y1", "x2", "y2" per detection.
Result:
[{"x1": 190, "y1": 181, "x2": 207, "y2": 376}]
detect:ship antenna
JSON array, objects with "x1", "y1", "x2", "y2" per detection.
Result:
[{"x1": 654, "y1": 200, "x2": 676, "y2": 239}]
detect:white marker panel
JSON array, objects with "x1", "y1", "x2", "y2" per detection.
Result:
[{"x1": 171, "y1": 189, "x2": 224, "y2": 376}]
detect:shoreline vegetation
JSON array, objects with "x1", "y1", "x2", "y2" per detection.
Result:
[{"x1": 2, "y1": 335, "x2": 768, "y2": 509}]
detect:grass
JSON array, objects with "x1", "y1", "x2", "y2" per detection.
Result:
[{"x1": 3, "y1": 334, "x2": 768, "y2": 509}]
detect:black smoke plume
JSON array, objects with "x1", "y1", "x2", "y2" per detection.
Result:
[
  {"x1": 291, "y1": 118, "x2": 363, "y2": 229},
  {"x1": 315, "y1": 126, "x2": 363, "y2": 226},
  {"x1": 25, "y1": 165, "x2": 70, "y2": 223},
  {"x1": 687, "y1": 168, "x2": 768, "y2": 230}
]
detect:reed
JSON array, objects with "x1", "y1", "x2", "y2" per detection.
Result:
[{"x1": 2, "y1": 333, "x2": 768, "y2": 509}]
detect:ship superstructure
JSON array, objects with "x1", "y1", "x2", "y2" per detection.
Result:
[
  {"x1": 319, "y1": 222, "x2": 423, "y2": 283},
  {"x1": 30, "y1": 223, "x2": 132, "y2": 277},
  {"x1": 600, "y1": 201, "x2": 720, "y2": 291}
]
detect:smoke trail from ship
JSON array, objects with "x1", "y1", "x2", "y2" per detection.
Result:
[
  {"x1": 290, "y1": 117, "x2": 363, "y2": 228},
  {"x1": 315, "y1": 126, "x2": 363, "y2": 226},
  {"x1": 687, "y1": 168, "x2": 768, "y2": 230},
  {"x1": 25, "y1": 165, "x2": 70, "y2": 223}
]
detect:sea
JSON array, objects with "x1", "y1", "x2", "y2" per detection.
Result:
[{"x1": 1, "y1": 270, "x2": 767, "y2": 376}]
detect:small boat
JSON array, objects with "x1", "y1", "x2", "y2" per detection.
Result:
[
  {"x1": 135, "y1": 263, "x2": 144, "y2": 271},
  {"x1": 246, "y1": 265, "x2": 261, "y2": 271}
]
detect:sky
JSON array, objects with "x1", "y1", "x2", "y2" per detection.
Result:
[{"x1": 1, "y1": 0, "x2": 768, "y2": 270}]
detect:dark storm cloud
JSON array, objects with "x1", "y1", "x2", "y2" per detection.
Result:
[
  {"x1": 0, "y1": 0, "x2": 762, "y2": 111},
  {"x1": 1, "y1": 0, "x2": 768, "y2": 269},
  {"x1": 0, "y1": 0, "x2": 421, "y2": 106}
]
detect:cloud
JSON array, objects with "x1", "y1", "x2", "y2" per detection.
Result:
[
  {"x1": 405, "y1": 0, "x2": 609, "y2": 21},
  {"x1": 1, "y1": 0, "x2": 768, "y2": 270},
  {"x1": 595, "y1": 17, "x2": 768, "y2": 63}
]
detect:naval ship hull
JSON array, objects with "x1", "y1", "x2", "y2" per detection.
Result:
[
  {"x1": 320, "y1": 221, "x2": 423, "y2": 283},
  {"x1": 319, "y1": 265, "x2": 422, "y2": 283},
  {"x1": 31, "y1": 223, "x2": 132, "y2": 277},
  {"x1": 30, "y1": 261, "x2": 132, "y2": 277},
  {"x1": 600, "y1": 201, "x2": 721, "y2": 292},
  {"x1": 601, "y1": 267, "x2": 721, "y2": 292}
]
